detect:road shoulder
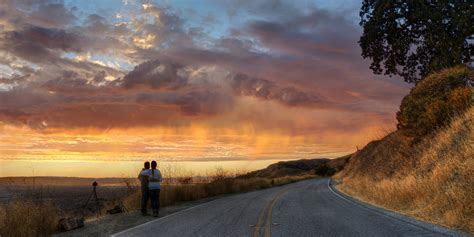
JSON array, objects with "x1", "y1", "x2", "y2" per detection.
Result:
[{"x1": 53, "y1": 196, "x2": 219, "y2": 237}]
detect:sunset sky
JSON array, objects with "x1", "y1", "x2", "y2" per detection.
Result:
[{"x1": 0, "y1": 0, "x2": 410, "y2": 177}]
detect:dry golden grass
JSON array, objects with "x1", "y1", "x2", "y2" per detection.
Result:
[
  {"x1": 339, "y1": 107, "x2": 474, "y2": 233},
  {"x1": 0, "y1": 181, "x2": 62, "y2": 237},
  {"x1": 0, "y1": 198, "x2": 60, "y2": 237}
]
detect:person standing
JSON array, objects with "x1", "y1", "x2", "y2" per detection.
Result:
[
  {"x1": 138, "y1": 161, "x2": 150, "y2": 216},
  {"x1": 145, "y1": 160, "x2": 162, "y2": 217}
]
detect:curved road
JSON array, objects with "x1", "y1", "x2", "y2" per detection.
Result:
[{"x1": 113, "y1": 179, "x2": 466, "y2": 237}]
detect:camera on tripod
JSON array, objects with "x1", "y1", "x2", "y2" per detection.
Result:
[{"x1": 83, "y1": 181, "x2": 101, "y2": 217}]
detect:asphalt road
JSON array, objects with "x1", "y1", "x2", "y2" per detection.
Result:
[{"x1": 113, "y1": 178, "x2": 467, "y2": 237}]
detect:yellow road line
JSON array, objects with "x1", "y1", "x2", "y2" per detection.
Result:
[
  {"x1": 253, "y1": 188, "x2": 289, "y2": 237},
  {"x1": 264, "y1": 189, "x2": 288, "y2": 237},
  {"x1": 253, "y1": 198, "x2": 272, "y2": 237}
]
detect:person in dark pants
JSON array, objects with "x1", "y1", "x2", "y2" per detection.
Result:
[
  {"x1": 138, "y1": 161, "x2": 150, "y2": 216},
  {"x1": 144, "y1": 160, "x2": 162, "y2": 217}
]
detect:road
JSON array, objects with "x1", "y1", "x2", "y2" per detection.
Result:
[{"x1": 113, "y1": 178, "x2": 466, "y2": 237}]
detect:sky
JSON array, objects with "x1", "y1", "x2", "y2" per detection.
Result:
[{"x1": 0, "y1": 0, "x2": 410, "y2": 177}]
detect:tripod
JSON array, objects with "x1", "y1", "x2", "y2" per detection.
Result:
[{"x1": 83, "y1": 181, "x2": 101, "y2": 218}]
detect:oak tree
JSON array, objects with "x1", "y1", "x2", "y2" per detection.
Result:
[{"x1": 359, "y1": 1, "x2": 473, "y2": 83}]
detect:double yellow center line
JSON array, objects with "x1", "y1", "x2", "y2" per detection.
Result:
[{"x1": 253, "y1": 188, "x2": 289, "y2": 237}]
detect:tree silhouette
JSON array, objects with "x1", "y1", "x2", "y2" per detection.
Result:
[{"x1": 359, "y1": 1, "x2": 473, "y2": 83}]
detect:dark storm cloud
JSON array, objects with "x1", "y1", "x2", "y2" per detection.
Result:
[
  {"x1": 229, "y1": 73, "x2": 324, "y2": 107},
  {"x1": 41, "y1": 70, "x2": 103, "y2": 93},
  {"x1": 176, "y1": 91, "x2": 233, "y2": 115},
  {"x1": 135, "y1": 90, "x2": 234, "y2": 116},
  {"x1": 0, "y1": 1, "x2": 76, "y2": 30},
  {"x1": 84, "y1": 14, "x2": 110, "y2": 34},
  {"x1": 0, "y1": 59, "x2": 229, "y2": 129},
  {"x1": 145, "y1": 6, "x2": 367, "y2": 94},
  {"x1": 1, "y1": 26, "x2": 84, "y2": 63},
  {"x1": 0, "y1": 0, "x2": 409, "y2": 132},
  {"x1": 121, "y1": 59, "x2": 327, "y2": 109},
  {"x1": 122, "y1": 60, "x2": 187, "y2": 90},
  {"x1": 0, "y1": 55, "x2": 333, "y2": 129},
  {"x1": 0, "y1": 0, "x2": 130, "y2": 64},
  {"x1": 28, "y1": 2, "x2": 76, "y2": 28},
  {"x1": 245, "y1": 18, "x2": 355, "y2": 58}
]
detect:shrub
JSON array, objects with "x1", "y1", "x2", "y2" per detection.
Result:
[
  {"x1": 397, "y1": 66, "x2": 473, "y2": 136},
  {"x1": 314, "y1": 164, "x2": 336, "y2": 176}
]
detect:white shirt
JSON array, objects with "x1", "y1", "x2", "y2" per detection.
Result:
[{"x1": 143, "y1": 169, "x2": 162, "y2": 190}]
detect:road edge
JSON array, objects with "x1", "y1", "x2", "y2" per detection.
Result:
[
  {"x1": 328, "y1": 179, "x2": 471, "y2": 237},
  {"x1": 110, "y1": 197, "x2": 221, "y2": 237}
]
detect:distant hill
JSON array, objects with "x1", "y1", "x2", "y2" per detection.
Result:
[{"x1": 240, "y1": 155, "x2": 351, "y2": 179}]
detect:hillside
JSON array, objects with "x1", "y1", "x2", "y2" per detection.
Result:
[
  {"x1": 340, "y1": 130, "x2": 415, "y2": 181},
  {"x1": 337, "y1": 67, "x2": 473, "y2": 233},
  {"x1": 241, "y1": 155, "x2": 350, "y2": 178}
]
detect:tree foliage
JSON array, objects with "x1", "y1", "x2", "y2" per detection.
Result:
[{"x1": 359, "y1": 1, "x2": 473, "y2": 83}]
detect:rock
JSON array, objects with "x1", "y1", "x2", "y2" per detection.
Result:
[
  {"x1": 106, "y1": 205, "x2": 124, "y2": 215},
  {"x1": 59, "y1": 216, "x2": 85, "y2": 231}
]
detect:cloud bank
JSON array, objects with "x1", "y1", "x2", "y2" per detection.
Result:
[{"x1": 0, "y1": 0, "x2": 409, "y2": 160}]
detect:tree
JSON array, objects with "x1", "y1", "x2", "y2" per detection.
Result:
[{"x1": 359, "y1": 1, "x2": 473, "y2": 83}]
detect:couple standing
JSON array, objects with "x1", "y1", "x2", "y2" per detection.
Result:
[{"x1": 138, "y1": 161, "x2": 162, "y2": 217}]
